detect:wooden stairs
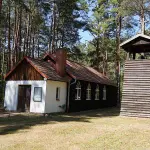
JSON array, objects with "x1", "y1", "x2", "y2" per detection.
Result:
[{"x1": 120, "y1": 60, "x2": 150, "y2": 118}]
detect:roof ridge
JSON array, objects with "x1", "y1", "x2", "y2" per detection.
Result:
[
  {"x1": 25, "y1": 57, "x2": 111, "y2": 82},
  {"x1": 67, "y1": 59, "x2": 87, "y2": 67},
  {"x1": 120, "y1": 34, "x2": 150, "y2": 47},
  {"x1": 86, "y1": 66, "x2": 108, "y2": 78}
]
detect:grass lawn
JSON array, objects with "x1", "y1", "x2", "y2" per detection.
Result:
[{"x1": 0, "y1": 108, "x2": 150, "y2": 150}]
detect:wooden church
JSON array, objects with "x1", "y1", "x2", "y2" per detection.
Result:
[
  {"x1": 4, "y1": 48, "x2": 117, "y2": 113},
  {"x1": 120, "y1": 34, "x2": 150, "y2": 117}
]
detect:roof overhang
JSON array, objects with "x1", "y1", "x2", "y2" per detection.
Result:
[{"x1": 120, "y1": 34, "x2": 150, "y2": 53}]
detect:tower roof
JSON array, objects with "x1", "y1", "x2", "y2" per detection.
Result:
[{"x1": 120, "y1": 34, "x2": 150, "y2": 53}]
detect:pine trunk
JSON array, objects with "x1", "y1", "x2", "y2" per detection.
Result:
[
  {"x1": 140, "y1": 7, "x2": 145, "y2": 34},
  {"x1": 32, "y1": 30, "x2": 35, "y2": 58},
  {"x1": 15, "y1": 8, "x2": 20, "y2": 63},
  {"x1": 96, "y1": 38, "x2": 100, "y2": 71},
  {"x1": 116, "y1": 15, "x2": 122, "y2": 106},
  {"x1": 29, "y1": 26, "x2": 32, "y2": 57},
  {"x1": 26, "y1": 14, "x2": 30, "y2": 56},
  {"x1": 8, "y1": 0, "x2": 12, "y2": 70},
  {"x1": 19, "y1": 6, "x2": 22, "y2": 60},
  {"x1": 0, "y1": 0, "x2": 2, "y2": 12},
  {"x1": 37, "y1": 37, "x2": 40, "y2": 58},
  {"x1": 52, "y1": 1, "x2": 56, "y2": 52},
  {"x1": 0, "y1": 0, "x2": 2, "y2": 75},
  {"x1": 23, "y1": 30, "x2": 26, "y2": 57}
]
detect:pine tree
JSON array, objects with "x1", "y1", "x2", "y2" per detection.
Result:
[
  {"x1": 85, "y1": 0, "x2": 114, "y2": 74},
  {"x1": 121, "y1": 0, "x2": 150, "y2": 34}
]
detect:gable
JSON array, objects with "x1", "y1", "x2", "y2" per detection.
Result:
[
  {"x1": 120, "y1": 34, "x2": 150, "y2": 47},
  {"x1": 120, "y1": 34, "x2": 150, "y2": 52},
  {"x1": 5, "y1": 59, "x2": 44, "y2": 81}
]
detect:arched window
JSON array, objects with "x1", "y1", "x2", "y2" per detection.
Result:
[
  {"x1": 75, "y1": 82, "x2": 81, "y2": 100},
  {"x1": 95, "y1": 85, "x2": 99, "y2": 100},
  {"x1": 103, "y1": 86, "x2": 106, "y2": 100},
  {"x1": 86, "y1": 84, "x2": 91, "y2": 100}
]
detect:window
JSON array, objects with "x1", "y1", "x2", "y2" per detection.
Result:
[
  {"x1": 56, "y1": 87, "x2": 60, "y2": 100},
  {"x1": 86, "y1": 84, "x2": 91, "y2": 100},
  {"x1": 95, "y1": 85, "x2": 99, "y2": 100},
  {"x1": 34, "y1": 87, "x2": 42, "y2": 102},
  {"x1": 75, "y1": 82, "x2": 81, "y2": 100},
  {"x1": 103, "y1": 86, "x2": 106, "y2": 100}
]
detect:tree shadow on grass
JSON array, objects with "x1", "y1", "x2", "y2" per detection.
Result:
[{"x1": 0, "y1": 107, "x2": 120, "y2": 135}]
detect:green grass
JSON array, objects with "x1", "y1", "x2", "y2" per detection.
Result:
[{"x1": 0, "y1": 108, "x2": 150, "y2": 150}]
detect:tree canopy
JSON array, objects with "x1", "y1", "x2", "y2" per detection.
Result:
[{"x1": 1, "y1": 0, "x2": 150, "y2": 104}]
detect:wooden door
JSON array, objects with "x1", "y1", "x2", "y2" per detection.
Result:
[{"x1": 17, "y1": 85, "x2": 31, "y2": 112}]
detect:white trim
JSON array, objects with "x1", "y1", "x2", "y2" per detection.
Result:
[
  {"x1": 75, "y1": 82, "x2": 81, "y2": 100},
  {"x1": 86, "y1": 84, "x2": 91, "y2": 100},
  {"x1": 33, "y1": 87, "x2": 42, "y2": 102},
  {"x1": 103, "y1": 86, "x2": 107, "y2": 101},
  {"x1": 120, "y1": 34, "x2": 150, "y2": 47},
  {"x1": 95, "y1": 85, "x2": 99, "y2": 100}
]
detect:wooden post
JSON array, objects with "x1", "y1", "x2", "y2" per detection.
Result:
[
  {"x1": 133, "y1": 53, "x2": 136, "y2": 60},
  {"x1": 126, "y1": 52, "x2": 129, "y2": 60}
]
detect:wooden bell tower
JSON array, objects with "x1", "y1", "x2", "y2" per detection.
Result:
[{"x1": 120, "y1": 34, "x2": 150, "y2": 117}]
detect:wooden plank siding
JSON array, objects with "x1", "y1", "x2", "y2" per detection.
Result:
[
  {"x1": 5, "y1": 59, "x2": 43, "y2": 80},
  {"x1": 121, "y1": 60, "x2": 150, "y2": 117},
  {"x1": 69, "y1": 80, "x2": 117, "y2": 112}
]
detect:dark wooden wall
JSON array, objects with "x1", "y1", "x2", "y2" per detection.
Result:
[
  {"x1": 121, "y1": 60, "x2": 150, "y2": 117},
  {"x1": 6, "y1": 59, "x2": 43, "y2": 80},
  {"x1": 69, "y1": 80, "x2": 117, "y2": 112}
]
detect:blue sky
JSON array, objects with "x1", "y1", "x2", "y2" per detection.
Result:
[
  {"x1": 78, "y1": 6, "x2": 144, "y2": 44},
  {"x1": 79, "y1": 30, "x2": 93, "y2": 43},
  {"x1": 78, "y1": 3, "x2": 94, "y2": 43}
]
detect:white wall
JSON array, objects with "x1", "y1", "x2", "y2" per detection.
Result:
[
  {"x1": 45, "y1": 80, "x2": 67, "y2": 113},
  {"x1": 4, "y1": 81, "x2": 46, "y2": 113}
]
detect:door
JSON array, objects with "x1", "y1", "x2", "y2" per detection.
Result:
[{"x1": 17, "y1": 85, "x2": 31, "y2": 112}]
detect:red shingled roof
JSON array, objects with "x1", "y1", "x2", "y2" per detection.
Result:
[
  {"x1": 27, "y1": 57, "x2": 70, "y2": 81},
  {"x1": 66, "y1": 60, "x2": 114, "y2": 85},
  {"x1": 5, "y1": 56, "x2": 115, "y2": 86},
  {"x1": 5, "y1": 57, "x2": 70, "y2": 82}
]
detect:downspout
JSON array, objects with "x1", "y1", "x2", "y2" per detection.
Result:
[{"x1": 66, "y1": 78, "x2": 76, "y2": 113}]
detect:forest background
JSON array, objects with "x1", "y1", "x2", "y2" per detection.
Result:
[{"x1": 0, "y1": 0, "x2": 149, "y2": 104}]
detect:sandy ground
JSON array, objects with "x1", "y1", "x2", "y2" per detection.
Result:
[{"x1": 0, "y1": 108, "x2": 150, "y2": 150}]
